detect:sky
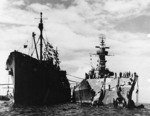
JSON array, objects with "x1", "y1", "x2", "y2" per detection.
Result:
[{"x1": 0, "y1": 0, "x2": 150, "y2": 103}]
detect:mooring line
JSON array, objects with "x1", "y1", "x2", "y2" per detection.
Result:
[{"x1": 67, "y1": 74, "x2": 83, "y2": 80}]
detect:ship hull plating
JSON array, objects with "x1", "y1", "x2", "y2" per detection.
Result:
[
  {"x1": 73, "y1": 78, "x2": 133, "y2": 105},
  {"x1": 6, "y1": 51, "x2": 71, "y2": 105}
]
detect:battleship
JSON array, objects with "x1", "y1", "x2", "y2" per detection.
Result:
[
  {"x1": 6, "y1": 13, "x2": 71, "y2": 105},
  {"x1": 73, "y1": 35, "x2": 140, "y2": 108}
]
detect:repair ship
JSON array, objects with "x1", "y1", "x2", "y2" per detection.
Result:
[
  {"x1": 73, "y1": 35, "x2": 139, "y2": 108},
  {"x1": 6, "y1": 13, "x2": 71, "y2": 105}
]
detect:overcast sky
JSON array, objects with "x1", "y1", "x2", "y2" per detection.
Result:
[{"x1": 0, "y1": 0, "x2": 150, "y2": 103}]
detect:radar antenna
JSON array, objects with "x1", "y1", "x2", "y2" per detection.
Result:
[{"x1": 99, "y1": 34, "x2": 106, "y2": 47}]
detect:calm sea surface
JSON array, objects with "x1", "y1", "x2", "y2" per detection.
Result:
[{"x1": 0, "y1": 101, "x2": 150, "y2": 116}]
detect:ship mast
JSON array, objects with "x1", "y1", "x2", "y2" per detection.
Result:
[
  {"x1": 39, "y1": 12, "x2": 44, "y2": 61},
  {"x1": 96, "y1": 34, "x2": 110, "y2": 90},
  {"x1": 96, "y1": 34, "x2": 109, "y2": 78},
  {"x1": 99, "y1": 35, "x2": 106, "y2": 74}
]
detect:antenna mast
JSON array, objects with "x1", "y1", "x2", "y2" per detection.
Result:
[
  {"x1": 97, "y1": 34, "x2": 107, "y2": 77},
  {"x1": 39, "y1": 12, "x2": 44, "y2": 61}
]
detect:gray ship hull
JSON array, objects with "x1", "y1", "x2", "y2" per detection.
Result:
[{"x1": 73, "y1": 77, "x2": 134, "y2": 105}]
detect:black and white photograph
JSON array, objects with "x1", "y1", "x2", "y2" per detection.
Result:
[{"x1": 0, "y1": 0, "x2": 150, "y2": 115}]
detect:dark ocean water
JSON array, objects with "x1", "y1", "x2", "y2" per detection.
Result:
[{"x1": 0, "y1": 101, "x2": 150, "y2": 116}]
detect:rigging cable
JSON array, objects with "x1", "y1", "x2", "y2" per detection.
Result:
[
  {"x1": 68, "y1": 79, "x2": 79, "y2": 83},
  {"x1": 67, "y1": 74, "x2": 83, "y2": 80},
  {"x1": 67, "y1": 74, "x2": 83, "y2": 83},
  {"x1": 43, "y1": 28, "x2": 49, "y2": 43}
]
